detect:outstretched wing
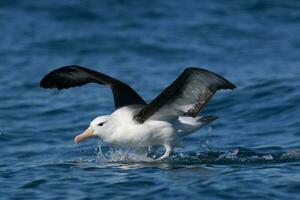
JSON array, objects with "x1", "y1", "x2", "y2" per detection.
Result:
[
  {"x1": 134, "y1": 67, "x2": 235, "y2": 123},
  {"x1": 40, "y1": 65, "x2": 147, "y2": 109}
]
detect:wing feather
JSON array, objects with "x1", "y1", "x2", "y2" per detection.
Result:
[
  {"x1": 134, "y1": 67, "x2": 235, "y2": 123},
  {"x1": 40, "y1": 65, "x2": 147, "y2": 109}
]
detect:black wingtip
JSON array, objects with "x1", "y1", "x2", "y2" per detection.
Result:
[
  {"x1": 40, "y1": 74, "x2": 51, "y2": 88},
  {"x1": 40, "y1": 75, "x2": 51, "y2": 88},
  {"x1": 39, "y1": 65, "x2": 86, "y2": 89},
  {"x1": 225, "y1": 80, "x2": 236, "y2": 90},
  {"x1": 40, "y1": 69, "x2": 59, "y2": 89},
  {"x1": 185, "y1": 67, "x2": 236, "y2": 91}
]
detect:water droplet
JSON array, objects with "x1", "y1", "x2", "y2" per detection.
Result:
[{"x1": 262, "y1": 154, "x2": 273, "y2": 160}]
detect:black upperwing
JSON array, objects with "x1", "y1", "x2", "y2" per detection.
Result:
[
  {"x1": 40, "y1": 65, "x2": 147, "y2": 109},
  {"x1": 134, "y1": 67, "x2": 236, "y2": 123}
]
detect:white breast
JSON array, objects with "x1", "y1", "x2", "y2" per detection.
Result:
[{"x1": 102, "y1": 106, "x2": 177, "y2": 148}]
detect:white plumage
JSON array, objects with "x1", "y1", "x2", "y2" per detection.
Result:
[
  {"x1": 40, "y1": 65, "x2": 235, "y2": 160},
  {"x1": 89, "y1": 106, "x2": 214, "y2": 160}
]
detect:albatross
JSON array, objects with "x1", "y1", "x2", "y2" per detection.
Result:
[{"x1": 40, "y1": 65, "x2": 235, "y2": 160}]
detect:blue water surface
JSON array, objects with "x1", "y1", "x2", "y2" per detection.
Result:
[{"x1": 1, "y1": 0, "x2": 300, "y2": 199}]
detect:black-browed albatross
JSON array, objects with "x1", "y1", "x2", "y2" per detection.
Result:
[{"x1": 40, "y1": 65, "x2": 235, "y2": 160}]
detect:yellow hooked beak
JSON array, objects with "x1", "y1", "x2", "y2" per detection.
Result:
[{"x1": 74, "y1": 126, "x2": 94, "y2": 143}]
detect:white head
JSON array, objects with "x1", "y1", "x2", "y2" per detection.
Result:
[{"x1": 74, "y1": 115, "x2": 111, "y2": 143}]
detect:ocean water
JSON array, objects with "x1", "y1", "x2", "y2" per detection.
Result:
[{"x1": 1, "y1": 0, "x2": 300, "y2": 199}]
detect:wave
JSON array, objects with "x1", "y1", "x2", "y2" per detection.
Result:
[{"x1": 85, "y1": 145, "x2": 300, "y2": 166}]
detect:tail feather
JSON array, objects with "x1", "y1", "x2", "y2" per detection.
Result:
[
  {"x1": 198, "y1": 115, "x2": 218, "y2": 124},
  {"x1": 177, "y1": 115, "x2": 218, "y2": 136}
]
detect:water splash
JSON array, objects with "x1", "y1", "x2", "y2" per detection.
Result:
[
  {"x1": 95, "y1": 141, "x2": 107, "y2": 163},
  {"x1": 281, "y1": 149, "x2": 300, "y2": 160},
  {"x1": 92, "y1": 144, "x2": 300, "y2": 165},
  {"x1": 167, "y1": 148, "x2": 300, "y2": 165},
  {"x1": 202, "y1": 126, "x2": 213, "y2": 151},
  {"x1": 216, "y1": 149, "x2": 239, "y2": 160},
  {"x1": 95, "y1": 142, "x2": 153, "y2": 163}
]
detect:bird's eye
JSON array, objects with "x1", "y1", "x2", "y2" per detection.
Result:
[{"x1": 98, "y1": 122, "x2": 105, "y2": 126}]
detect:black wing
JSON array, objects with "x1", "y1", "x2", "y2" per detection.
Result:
[
  {"x1": 40, "y1": 65, "x2": 147, "y2": 109},
  {"x1": 134, "y1": 67, "x2": 235, "y2": 123}
]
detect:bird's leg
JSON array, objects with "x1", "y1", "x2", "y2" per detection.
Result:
[
  {"x1": 156, "y1": 144, "x2": 172, "y2": 161},
  {"x1": 148, "y1": 145, "x2": 160, "y2": 153},
  {"x1": 147, "y1": 145, "x2": 160, "y2": 159}
]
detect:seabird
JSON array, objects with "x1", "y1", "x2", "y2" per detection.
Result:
[{"x1": 40, "y1": 65, "x2": 235, "y2": 160}]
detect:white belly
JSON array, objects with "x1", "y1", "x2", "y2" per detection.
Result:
[
  {"x1": 105, "y1": 120, "x2": 176, "y2": 148},
  {"x1": 99, "y1": 106, "x2": 183, "y2": 149}
]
